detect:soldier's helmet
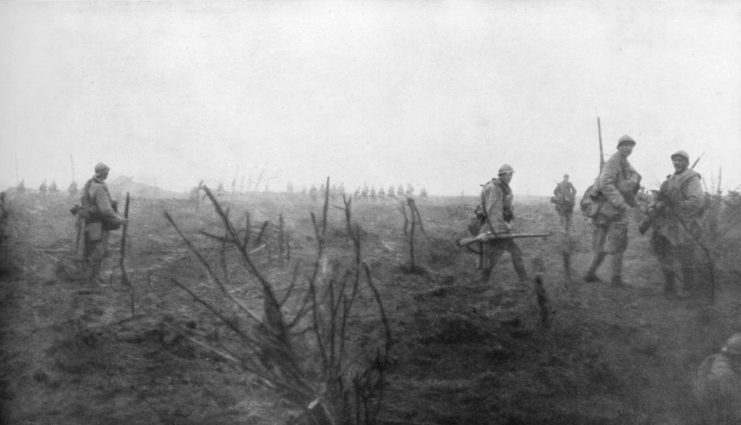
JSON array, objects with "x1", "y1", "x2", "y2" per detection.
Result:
[
  {"x1": 617, "y1": 135, "x2": 636, "y2": 148},
  {"x1": 670, "y1": 150, "x2": 690, "y2": 162},
  {"x1": 94, "y1": 162, "x2": 110, "y2": 175},
  {"x1": 498, "y1": 164, "x2": 514, "y2": 176},
  {"x1": 721, "y1": 333, "x2": 741, "y2": 356}
]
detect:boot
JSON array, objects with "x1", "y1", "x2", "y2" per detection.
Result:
[
  {"x1": 512, "y1": 256, "x2": 528, "y2": 283},
  {"x1": 584, "y1": 253, "x2": 606, "y2": 282}
]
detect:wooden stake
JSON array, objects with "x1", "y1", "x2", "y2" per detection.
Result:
[{"x1": 119, "y1": 192, "x2": 134, "y2": 316}]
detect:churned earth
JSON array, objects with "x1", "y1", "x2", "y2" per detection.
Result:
[{"x1": 1, "y1": 190, "x2": 740, "y2": 424}]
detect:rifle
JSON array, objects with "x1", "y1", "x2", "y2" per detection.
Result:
[
  {"x1": 457, "y1": 231, "x2": 551, "y2": 248},
  {"x1": 119, "y1": 192, "x2": 134, "y2": 316},
  {"x1": 597, "y1": 117, "x2": 605, "y2": 172}
]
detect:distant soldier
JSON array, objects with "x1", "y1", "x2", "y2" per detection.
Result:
[
  {"x1": 189, "y1": 182, "x2": 203, "y2": 212},
  {"x1": 68, "y1": 181, "x2": 78, "y2": 197},
  {"x1": 387, "y1": 185, "x2": 396, "y2": 199},
  {"x1": 478, "y1": 164, "x2": 528, "y2": 283},
  {"x1": 551, "y1": 174, "x2": 577, "y2": 231},
  {"x1": 378, "y1": 186, "x2": 386, "y2": 198},
  {"x1": 396, "y1": 185, "x2": 404, "y2": 198},
  {"x1": 644, "y1": 150, "x2": 705, "y2": 297},
  {"x1": 16, "y1": 180, "x2": 26, "y2": 194},
  {"x1": 39, "y1": 180, "x2": 48, "y2": 199},
  {"x1": 49, "y1": 181, "x2": 58, "y2": 193},
  {"x1": 309, "y1": 185, "x2": 318, "y2": 203},
  {"x1": 694, "y1": 333, "x2": 741, "y2": 424},
  {"x1": 79, "y1": 163, "x2": 127, "y2": 285},
  {"x1": 420, "y1": 187, "x2": 428, "y2": 198},
  {"x1": 370, "y1": 186, "x2": 376, "y2": 200},
  {"x1": 583, "y1": 135, "x2": 641, "y2": 287}
]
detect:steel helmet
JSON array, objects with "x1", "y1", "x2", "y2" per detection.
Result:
[
  {"x1": 670, "y1": 150, "x2": 690, "y2": 162},
  {"x1": 498, "y1": 164, "x2": 514, "y2": 176},
  {"x1": 617, "y1": 135, "x2": 636, "y2": 148},
  {"x1": 722, "y1": 333, "x2": 741, "y2": 355},
  {"x1": 94, "y1": 162, "x2": 110, "y2": 177}
]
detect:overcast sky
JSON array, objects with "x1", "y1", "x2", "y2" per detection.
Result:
[{"x1": 1, "y1": 0, "x2": 739, "y2": 196}]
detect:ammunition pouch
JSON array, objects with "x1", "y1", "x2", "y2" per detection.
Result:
[
  {"x1": 503, "y1": 207, "x2": 514, "y2": 223},
  {"x1": 469, "y1": 205, "x2": 487, "y2": 236}
]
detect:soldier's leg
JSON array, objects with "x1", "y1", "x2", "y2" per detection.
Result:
[
  {"x1": 88, "y1": 231, "x2": 110, "y2": 284},
  {"x1": 564, "y1": 210, "x2": 573, "y2": 233},
  {"x1": 610, "y1": 253, "x2": 624, "y2": 287},
  {"x1": 678, "y1": 243, "x2": 697, "y2": 295},
  {"x1": 606, "y1": 219, "x2": 629, "y2": 287},
  {"x1": 585, "y1": 227, "x2": 607, "y2": 281},
  {"x1": 481, "y1": 242, "x2": 506, "y2": 284},
  {"x1": 651, "y1": 234, "x2": 676, "y2": 294},
  {"x1": 505, "y1": 240, "x2": 528, "y2": 282}
]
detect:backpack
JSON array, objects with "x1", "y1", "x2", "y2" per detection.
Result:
[
  {"x1": 580, "y1": 183, "x2": 604, "y2": 218},
  {"x1": 468, "y1": 204, "x2": 487, "y2": 236}
]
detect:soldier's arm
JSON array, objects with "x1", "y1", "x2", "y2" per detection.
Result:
[
  {"x1": 94, "y1": 187, "x2": 125, "y2": 224},
  {"x1": 482, "y1": 184, "x2": 508, "y2": 234},
  {"x1": 598, "y1": 160, "x2": 627, "y2": 209},
  {"x1": 681, "y1": 176, "x2": 705, "y2": 216}
]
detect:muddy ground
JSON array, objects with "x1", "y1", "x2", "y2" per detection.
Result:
[{"x1": 1, "y1": 191, "x2": 741, "y2": 424}]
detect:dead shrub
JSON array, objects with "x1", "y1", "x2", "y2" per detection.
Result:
[{"x1": 163, "y1": 178, "x2": 391, "y2": 425}]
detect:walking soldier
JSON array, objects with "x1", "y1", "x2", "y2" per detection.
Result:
[
  {"x1": 477, "y1": 164, "x2": 528, "y2": 283},
  {"x1": 552, "y1": 174, "x2": 577, "y2": 231},
  {"x1": 583, "y1": 135, "x2": 642, "y2": 287}
]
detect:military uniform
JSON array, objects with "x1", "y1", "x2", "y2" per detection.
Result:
[
  {"x1": 648, "y1": 150, "x2": 705, "y2": 295},
  {"x1": 585, "y1": 135, "x2": 641, "y2": 287},
  {"x1": 553, "y1": 175, "x2": 577, "y2": 231},
  {"x1": 478, "y1": 164, "x2": 527, "y2": 283},
  {"x1": 80, "y1": 163, "x2": 126, "y2": 284},
  {"x1": 694, "y1": 334, "x2": 741, "y2": 424}
]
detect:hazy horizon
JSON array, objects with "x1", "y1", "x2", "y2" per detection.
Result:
[{"x1": 2, "y1": 1, "x2": 740, "y2": 197}]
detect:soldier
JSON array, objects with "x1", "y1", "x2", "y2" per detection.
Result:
[
  {"x1": 68, "y1": 181, "x2": 78, "y2": 197},
  {"x1": 552, "y1": 174, "x2": 577, "y2": 231},
  {"x1": 80, "y1": 163, "x2": 127, "y2": 285},
  {"x1": 39, "y1": 180, "x2": 48, "y2": 201},
  {"x1": 478, "y1": 164, "x2": 528, "y2": 283},
  {"x1": 645, "y1": 150, "x2": 705, "y2": 297},
  {"x1": 693, "y1": 333, "x2": 741, "y2": 424},
  {"x1": 583, "y1": 135, "x2": 641, "y2": 287}
]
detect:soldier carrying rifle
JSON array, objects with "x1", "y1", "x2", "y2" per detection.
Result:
[
  {"x1": 551, "y1": 174, "x2": 577, "y2": 232},
  {"x1": 582, "y1": 135, "x2": 642, "y2": 288},
  {"x1": 73, "y1": 163, "x2": 127, "y2": 285},
  {"x1": 466, "y1": 164, "x2": 530, "y2": 283},
  {"x1": 641, "y1": 150, "x2": 705, "y2": 298}
]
